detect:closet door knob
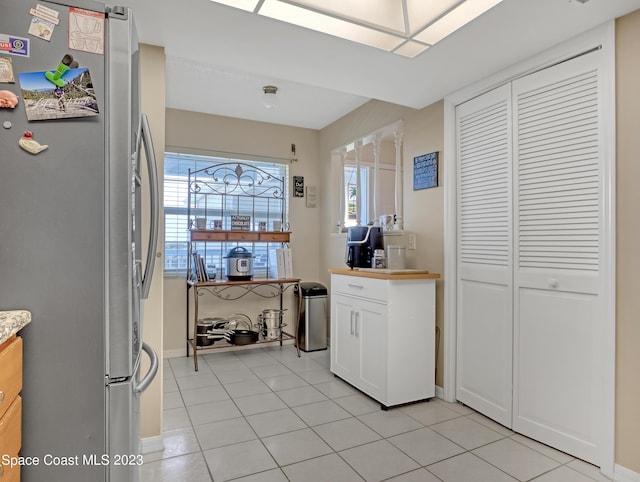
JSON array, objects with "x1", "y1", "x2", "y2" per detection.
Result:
[{"x1": 548, "y1": 278, "x2": 559, "y2": 288}]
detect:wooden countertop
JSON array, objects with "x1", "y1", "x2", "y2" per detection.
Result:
[{"x1": 329, "y1": 268, "x2": 440, "y2": 280}]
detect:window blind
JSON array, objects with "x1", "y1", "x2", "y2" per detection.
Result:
[{"x1": 163, "y1": 152, "x2": 289, "y2": 275}]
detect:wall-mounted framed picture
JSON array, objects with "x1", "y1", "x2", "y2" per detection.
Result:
[
  {"x1": 293, "y1": 175, "x2": 304, "y2": 197},
  {"x1": 413, "y1": 151, "x2": 439, "y2": 190}
]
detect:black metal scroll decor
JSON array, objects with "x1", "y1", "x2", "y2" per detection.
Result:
[{"x1": 189, "y1": 162, "x2": 284, "y2": 199}]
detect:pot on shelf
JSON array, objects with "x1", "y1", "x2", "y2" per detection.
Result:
[
  {"x1": 257, "y1": 309, "x2": 287, "y2": 340},
  {"x1": 196, "y1": 317, "x2": 228, "y2": 346},
  {"x1": 224, "y1": 329, "x2": 259, "y2": 346},
  {"x1": 225, "y1": 247, "x2": 254, "y2": 281},
  {"x1": 196, "y1": 319, "x2": 217, "y2": 346}
]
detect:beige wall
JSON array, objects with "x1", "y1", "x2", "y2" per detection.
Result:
[
  {"x1": 318, "y1": 100, "x2": 445, "y2": 384},
  {"x1": 140, "y1": 44, "x2": 165, "y2": 440},
  {"x1": 615, "y1": 9, "x2": 640, "y2": 474},
  {"x1": 148, "y1": 8, "x2": 640, "y2": 470},
  {"x1": 163, "y1": 109, "x2": 321, "y2": 355},
  {"x1": 319, "y1": 10, "x2": 640, "y2": 470}
]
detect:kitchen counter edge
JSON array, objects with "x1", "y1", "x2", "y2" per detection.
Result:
[
  {"x1": 328, "y1": 268, "x2": 440, "y2": 280},
  {"x1": 0, "y1": 310, "x2": 32, "y2": 345}
]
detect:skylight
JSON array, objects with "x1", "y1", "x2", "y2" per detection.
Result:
[{"x1": 210, "y1": 0, "x2": 504, "y2": 58}]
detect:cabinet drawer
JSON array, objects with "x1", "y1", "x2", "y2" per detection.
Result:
[
  {"x1": 331, "y1": 274, "x2": 387, "y2": 302},
  {"x1": 0, "y1": 395, "x2": 22, "y2": 461},
  {"x1": 0, "y1": 459, "x2": 20, "y2": 482},
  {"x1": 190, "y1": 230, "x2": 228, "y2": 241},
  {"x1": 258, "y1": 232, "x2": 290, "y2": 242},
  {"x1": 0, "y1": 336, "x2": 22, "y2": 421},
  {"x1": 227, "y1": 231, "x2": 260, "y2": 241}
]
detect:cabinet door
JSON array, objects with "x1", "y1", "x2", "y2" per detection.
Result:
[
  {"x1": 456, "y1": 84, "x2": 514, "y2": 427},
  {"x1": 512, "y1": 51, "x2": 604, "y2": 464},
  {"x1": 357, "y1": 299, "x2": 387, "y2": 401},
  {"x1": 330, "y1": 293, "x2": 358, "y2": 380}
]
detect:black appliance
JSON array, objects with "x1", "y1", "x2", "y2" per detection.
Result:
[{"x1": 345, "y1": 226, "x2": 384, "y2": 268}]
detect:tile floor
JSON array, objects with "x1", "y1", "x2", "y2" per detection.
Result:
[{"x1": 142, "y1": 346, "x2": 611, "y2": 482}]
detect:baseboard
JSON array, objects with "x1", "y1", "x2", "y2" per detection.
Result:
[
  {"x1": 434, "y1": 385, "x2": 445, "y2": 400},
  {"x1": 615, "y1": 464, "x2": 640, "y2": 482},
  {"x1": 140, "y1": 435, "x2": 164, "y2": 455}
]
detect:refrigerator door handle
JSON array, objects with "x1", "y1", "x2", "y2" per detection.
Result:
[
  {"x1": 138, "y1": 113, "x2": 159, "y2": 300},
  {"x1": 135, "y1": 342, "x2": 159, "y2": 394}
]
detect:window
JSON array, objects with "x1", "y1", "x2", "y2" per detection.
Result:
[
  {"x1": 164, "y1": 151, "x2": 289, "y2": 276},
  {"x1": 342, "y1": 163, "x2": 396, "y2": 227},
  {"x1": 335, "y1": 120, "x2": 404, "y2": 230},
  {"x1": 343, "y1": 165, "x2": 369, "y2": 227}
]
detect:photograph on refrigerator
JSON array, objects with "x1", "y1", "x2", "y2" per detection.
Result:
[{"x1": 18, "y1": 67, "x2": 98, "y2": 120}]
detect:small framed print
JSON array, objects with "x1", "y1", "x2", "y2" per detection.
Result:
[
  {"x1": 413, "y1": 151, "x2": 439, "y2": 190},
  {"x1": 231, "y1": 215, "x2": 251, "y2": 231},
  {"x1": 293, "y1": 176, "x2": 304, "y2": 197}
]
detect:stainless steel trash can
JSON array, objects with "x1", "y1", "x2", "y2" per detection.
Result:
[{"x1": 295, "y1": 282, "x2": 328, "y2": 352}]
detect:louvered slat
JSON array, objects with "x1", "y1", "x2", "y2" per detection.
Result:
[
  {"x1": 516, "y1": 71, "x2": 599, "y2": 271},
  {"x1": 459, "y1": 99, "x2": 511, "y2": 266}
]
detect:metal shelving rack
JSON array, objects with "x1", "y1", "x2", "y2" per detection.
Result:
[
  {"x1": 185, "y1": 162, "x2": 299, "y2": 370},
  {"x1": 186, "y1": 162, "x2": 287, "y2": 281}
]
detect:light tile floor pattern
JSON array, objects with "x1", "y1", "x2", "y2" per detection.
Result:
[{"x1": 142, "y1": 347, "x2": 611, "y2": 482}]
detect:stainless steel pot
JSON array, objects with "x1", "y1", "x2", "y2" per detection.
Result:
[
  {"x1": 225, "y1": 247, "x2": 254, "y2": 281},
  {"x1": 257, "y1": 309, "x2": 287, "y2": 340}
]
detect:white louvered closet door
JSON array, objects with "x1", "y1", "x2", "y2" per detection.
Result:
[
  {"x1": 455, "y1": 84, "x2": 514, "y2": 427},
  {"x1": 512, "y1": 52, "x2": 603, "y2": 464}
]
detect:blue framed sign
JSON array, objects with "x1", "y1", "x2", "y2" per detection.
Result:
[{"x1": 413, "y1": 151, "x2": 439, "y2": 190}]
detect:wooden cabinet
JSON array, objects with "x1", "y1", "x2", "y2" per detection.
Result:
[
  {"x1": 330, "y1": 272, "x2": 437, "y2": 408},
  {"x1": 0, "y1": 335, "x2": 23, "y2": 482},
  {"x1": 190, "y1": 230, "x2": 290, "y2": 243}
]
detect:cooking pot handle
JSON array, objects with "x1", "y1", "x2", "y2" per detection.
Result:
[{"x1": 135, "y1": 342, "x2": 159, "y2": 394}]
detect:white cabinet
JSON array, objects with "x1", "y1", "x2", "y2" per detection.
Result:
[
  {"x1": 330, "y1": 272, "x2": 437, "y2": 408},
  {"x1": 331, "y1": 292, "x2": 387, "y2": 401}
]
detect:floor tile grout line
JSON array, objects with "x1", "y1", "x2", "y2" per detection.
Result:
[
  {"x1": 160, "y1": 349, "x2": 592, "y2": 482},
  {"x1": 177, "y1": 348, "x2": 391, "y2": 480}
]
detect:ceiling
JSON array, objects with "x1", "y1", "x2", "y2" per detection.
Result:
[{"x1": 123, "y1": 0, "x2": 640, "y2": 130}]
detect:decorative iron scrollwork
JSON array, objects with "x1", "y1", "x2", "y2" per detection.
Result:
[{"x1": 189, "y1": 162, "x2": 284, "y2": 199}]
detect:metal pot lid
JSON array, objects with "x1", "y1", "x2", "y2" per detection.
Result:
[
  {"x1": 197, "y1": 319, "x2": 215, "y2": 326},
  {"x1": 225, "y1": 247, "x2": 253, "y2": 258},
  {"x1": 227, "y1": 313, "x2": 252, "y2": 331}
]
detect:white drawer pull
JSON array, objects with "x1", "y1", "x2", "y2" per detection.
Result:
[
  {"x1": 548, "y1": 278, "x2": 559, "y2": 288},
  {"x1": 347, "y1": 283, "x2": 364, "y2": 289},
  {"x1": 0, "y1": 390, "x2": 4, "y2": 404}
]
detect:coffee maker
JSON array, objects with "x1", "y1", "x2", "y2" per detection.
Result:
[{"x1": 345, "y1": 226, "x2": 384, "y2": 269}]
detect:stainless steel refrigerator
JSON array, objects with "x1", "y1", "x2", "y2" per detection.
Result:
[{"x1": 0, "y1": 1, "x2": 159, "y2": 481}]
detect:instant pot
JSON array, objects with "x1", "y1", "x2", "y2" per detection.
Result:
[{"x1": 225, "y1": 247, "x2": 254, "y2": 281}]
